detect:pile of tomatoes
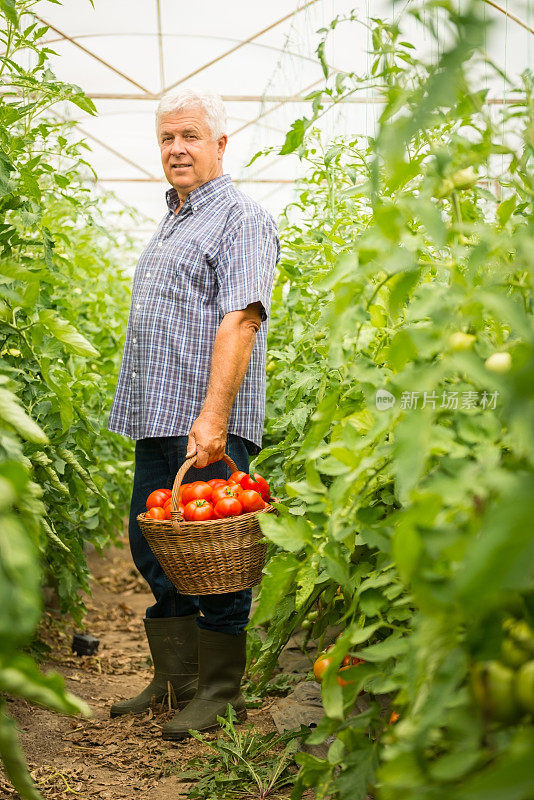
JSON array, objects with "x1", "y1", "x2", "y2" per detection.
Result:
[{"x1": 144, "y1": 470, "x2": 271, "y2": 522}]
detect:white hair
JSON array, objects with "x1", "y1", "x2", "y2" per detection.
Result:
[{"x1": 155, "y1": 88, "x2": 227, "y2": 140}]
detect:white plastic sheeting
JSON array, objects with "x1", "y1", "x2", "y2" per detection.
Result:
[{"x1": 30, "y1": 0, "x2": 533, "y2": 230}]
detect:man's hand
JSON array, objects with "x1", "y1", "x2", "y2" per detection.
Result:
[{"x1": 186, "y1": 411, "x2": 227, "y2": 468}]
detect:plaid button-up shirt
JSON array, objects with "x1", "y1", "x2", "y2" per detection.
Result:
[{"x1": 107, "y1": 174, "x2": 280, "y2": 448}]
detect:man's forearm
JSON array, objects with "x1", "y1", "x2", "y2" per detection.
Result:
[
  {"x1": 186, "y1": 304, "x2": 263, "y2": 465},
  {"x1": 201, "y1": 311, "x2": 260, "y2": 423}
]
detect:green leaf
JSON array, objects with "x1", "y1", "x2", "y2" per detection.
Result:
[
  {"x1": 259, "y1": 510, "x2": 312, "y2": 552},
  {"x1": 317, "y1": 41, "x2": 329, "y2": 79},
  {"x1": 496, "y1": 195, "x2": 516, "y2": 226},
  {"x1": 452, "y1": 729, "x2": 534, "y2": 800},
  {"x1": 454, "y1": 477, "x2": 534, "y2": 612},
  {"x1": 38, "y1": 310, "x2": 99, "y2": 357},
  {"x1": 323, "y1": 540, "x2": 350, "y2": 585},
  {"x1": 392, "y1": 521, "x2": 423, "y2": 583},
  {"x1": 355, "y1": 633, "x2": 407, "y2": 662},
  {"x1": 280, "y1": 118, "x2": 310, "y2": 155},
  {"x1": 0, "y1": 705, "x2": 41, "y2": 800},
  {"x1": 251, "y1": 553, "x2": 299, "y2": 625},
  {"x1": 295, "y1": 560, "x2": 317, "y2": 608},
  {"x1": 0, "y1": 516, "x2": 41, "y2": 645},
  {"x1": 387, "y1": 330, "x2": 418, "y2": 371},
  {"x1": 0, "y1": 0, "x2": 18, "y2": 26},
  {"x1": 68, "y1": 93, "x2": 97, "y2": 116},
  {"x1": 0, "y1": 389, "x2": 48, "y2": 444},
  {"x1": 335, "y1": 742, "x2": 377, "y2": 800},
  {"x1": 0, "y1": 654, "x2": 89, "y2": 716},
  {"x1": 393, "y1": 412, "x2": 432, "y2": 505}
]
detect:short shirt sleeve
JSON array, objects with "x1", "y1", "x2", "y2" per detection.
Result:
[{"x1": 215, "y1": 211, "x2": 280, "y2": 321}]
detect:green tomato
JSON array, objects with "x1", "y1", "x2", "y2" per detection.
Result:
[
  {"x1": 515, "y1": 661, "x2": 534, "y2": 714},
  {"x1": 485, "y1": 352, "x2": 512, "y2": 374},
  {"x1": 449, "y1": 332, "x2": 476, "y2": 351},
  {"x1": 507, "y1": 620, "x2": 534, "y2": 656},
  {"x1": 471, "y1": 661, "x2": 520, "y2": 723},
  {"x1": 501, "y1": 637, "x2": 530, "y2": 669},
  {"x1": 451, "y1": 166, "x2": 478, "y2": 190}
]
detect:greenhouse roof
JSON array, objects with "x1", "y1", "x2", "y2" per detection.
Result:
[{"x1": 32, "y1": 0, "x2": 533, "y2": 232}]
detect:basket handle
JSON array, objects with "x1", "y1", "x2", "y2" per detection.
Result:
[{"x1": 170, "y1": 452, "x2": 240, "y2": 532}]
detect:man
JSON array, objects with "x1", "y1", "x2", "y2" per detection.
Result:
[{"x1": 107, "y1": 88, "x2": 280, "y2": 740}]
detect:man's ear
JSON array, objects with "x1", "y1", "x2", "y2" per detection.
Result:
[{"x1": 217, "y1": 134, "x2": 228, "y2": 159}]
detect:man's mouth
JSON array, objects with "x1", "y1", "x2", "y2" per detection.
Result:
[{"x1": 172, "y1": 164, "x2": 192, "y2": 169}]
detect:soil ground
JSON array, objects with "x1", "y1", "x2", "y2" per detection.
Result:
[{"x1": 0, "y1": 537, "x2": 289, "y2": 800}]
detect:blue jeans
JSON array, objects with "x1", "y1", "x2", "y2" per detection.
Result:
[{"x1": 129, "y1": 434, "x2": 254, "y2": 634}]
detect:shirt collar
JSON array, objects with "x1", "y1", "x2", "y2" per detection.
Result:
[{"x1": 165, "y1": 174, "x2": 233, "y2": 214}]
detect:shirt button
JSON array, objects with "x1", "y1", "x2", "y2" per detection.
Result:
[
  {"x1": 157, "y1": 241, "x2": 163, "y2": 248},
  {"x1": 145, "y1": 272, "x2": 151, "y2": 278},
  {"x1": 132, "y1": 371, "x2": 136, "y2": 378},
  {"x1": 135, "y1": 303, "x2": 140, "y2": 310},
  {"x1": 132, "y1": 337, "x2": 137, "y2": 344}
]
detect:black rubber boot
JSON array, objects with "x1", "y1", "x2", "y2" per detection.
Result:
[
  {"x1": 161, "y1": 628, "x2": 247, "y2": 740},
  {"x1": 110, "y1": 615, "x2": 198, "y2": 717}
]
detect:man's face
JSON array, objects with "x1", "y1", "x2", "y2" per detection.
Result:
[{"x1": 158, "y1": 108, "x2": 227, "y2": 198}]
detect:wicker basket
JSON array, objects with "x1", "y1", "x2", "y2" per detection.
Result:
[{"x1": 138, "y1": 453, "x2": 273, "y2": 594}]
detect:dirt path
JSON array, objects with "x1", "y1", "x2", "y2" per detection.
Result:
[{"x1": 1, "y1": 538, "x2": 281, "y2": 800}]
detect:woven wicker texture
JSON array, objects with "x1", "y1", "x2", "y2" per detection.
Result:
[{"x1": 138, "y1": 454, "x2": 273, "y2": 594}]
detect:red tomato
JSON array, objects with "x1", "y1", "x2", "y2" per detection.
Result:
[
  {"x1": 182, "y1": 482, "x2": 212, "y2": 504},
  {"x1": 212, "y1": 484, "x2": 242, "y2": 505},
  {"x1": 342, "y1": 655, "x2": 363, "y2": 667},
  {"x1": 313, "y1": 654, "x2": 333, "y2": 681},
  {"x1": 240, "y1": 490, "x2": 266, "y2": 513},
  {"x1": 207, "y1": 478, "x2": 227, "y2": 489},
  {"x1": 241, "y1": 474, "x2": 271, "y2": 500},
  {"x1": 162, "y1": 504, "x2": 171, "y2": 520},
  {"x1": 228, "y1": 471, "x2": 247, "y2": 486},
  {"x1": 253, "y1": 473, "x2": 270, "y2": 501},
  {"x1": 161, "y1": 488, "x2": 172, "y2": 498},
  {"x1": 146, "y1": 506, "x2": 166, "y2": 520},
  {"x1": 214, "y1": 497, "x2": 243, "y2": 518},
  {"x1": 241, "y1": 474, "x2": 262, "y2": 493},
  {"x1": 183, "y1": 499, "x2": 214, "y2": 522},
  {"x1": 146, "y1": 489, "x2": 170, "y2": 511}
]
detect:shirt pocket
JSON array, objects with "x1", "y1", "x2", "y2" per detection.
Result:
[{"x1": 174, "y1": 240, "x2": 217, "y2": 303}]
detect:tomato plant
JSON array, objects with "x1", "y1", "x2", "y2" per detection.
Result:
[
  {"x1": 0, "y1": 3, "x2": 134, "y2": 795},
  {"x1": 248, "y1": 4, "x2": 534, "y2": 799}
]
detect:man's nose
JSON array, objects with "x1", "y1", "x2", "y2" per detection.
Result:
[{"x1": 170, "y1": 136, "x2": 186, "y2": 155}]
